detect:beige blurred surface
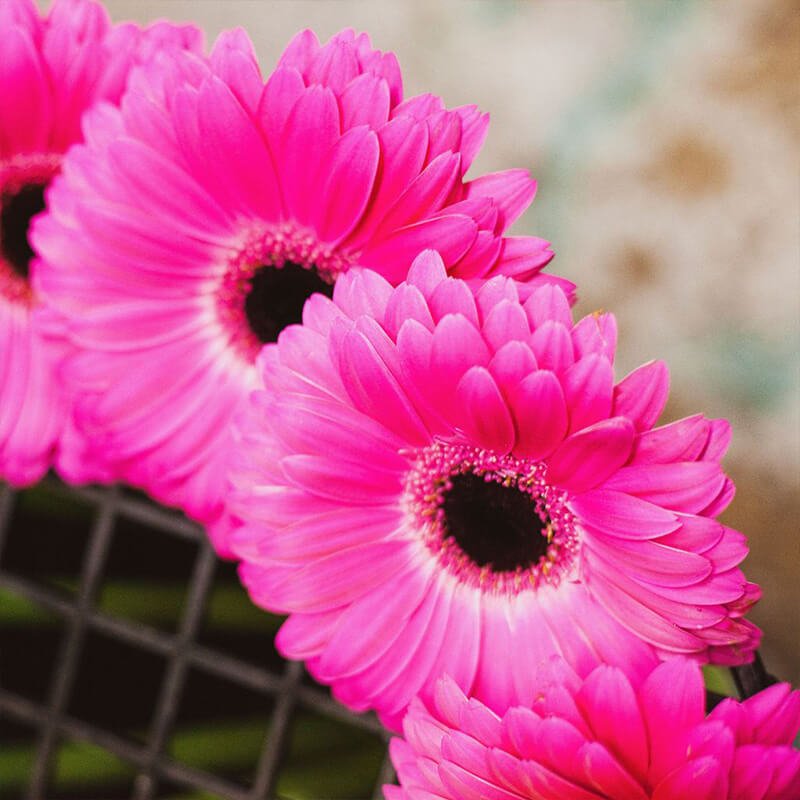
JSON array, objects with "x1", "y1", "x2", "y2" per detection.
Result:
[{"x1": 104, "y1": 0, "x2": 800, "y2": 681}]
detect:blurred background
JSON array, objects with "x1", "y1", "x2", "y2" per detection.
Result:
[{"x1": 2, "y1": 1, "x2": 798, "y2": 798}]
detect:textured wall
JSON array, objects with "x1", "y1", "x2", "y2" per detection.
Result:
[{"x1": 103, "y1": 0, "x2": 800, "y2": 682}]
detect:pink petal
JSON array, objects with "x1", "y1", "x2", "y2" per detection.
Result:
[
  {"x1": 339, "y1": 72, "x2": 391, "y2": 129},
  {"x1": 279, "y1": 84, "x2": 340, "y2": 223},
  {"x1": 613, "y1": 361, "x2": 670, "y2": 432},
  {"x1": 517, "y1": 755, "x2": 606, "y2": 800},
  {"x1": 580, "y1": 743, "x2": 650, "y2": 800},
  {"x1": 488, "y1": 341, "x2": 538, "y2": 396},
  {"x1": 631, "y1": 415, "x2": 711, "y2": 465},
  {"x1": 639, "y1": 659, "x2": 706, "y2": 784},
  {"x1": 384, "y1": 283, "x2": 435, "y2": 338},
  {"x1": 451, "y1": 231, "x2": 504, "y2": 279},
  {"x1": 356, "y1": 585, "x2": 453, "y2": 726},
  {"x1": 651, "y1": 757, "x2": 726, "y2": 800},
  {"x1": 393, "y1": 92, "x2": 443, "y2": 120},
  {"x1": 524, "y1": 283, "x2": 573, "y2": 329},
  {"x1": 277, "y1": 28, "x2": 320, "y2": 73},
  {"x1": 481, "y1": 300, "x2": 531, "y2": 351},
  {"x1": 474, "y1": 276, "x2": 520, "y2": 319},
  {"x1": 701, "y1": 477, "x2": 735, "y2": 517},
  {"x1": 701, "y1": 524, "x2": 748, "y2": 571},
  {"x1": 106, "y1": 137, "x2": 233, "y2": 236},
  {"x1": 547, "y1": 418, "x2": 635, "y2": 494},
  {"x1": 455, "y1": 367, "x2": 516, "y2": 453},
  {"x1": 236, "y1": 506, "x2": 400, "y2": 563},
  {"x1": 586, "y1": 560, "x2": 705, "y2": 653},
  {"x1": 508, "y1": 370, "x2": 568, "y2": 460},
  {"x1": 405, "y1": 249, "x2": 448, "y2": 299},
  {"x1": 424, "y1": 109, "x2": 463, "y2": 163},
  {"x1": 273, "y1": 609, "x2": 343, "y2": 660},
  {"x1": 588, "y1": 550, "x2": 726, "y2": 629},
  {"x1": 585, "y1": 536, "x2": 713, "y2": 588},
  {"x1": 257, "y1": 65, "x2": 305, "y2": 154},
  {"x1": 374, "y1": 151, "x2": 462, "y2": 235},
  {"x1": 353, "y1": 115, "x2": 428, "y2": 243},
  {"x1": 465, "y1": 169, "x2": 536, "y2": 229},
  {"x1": 307, "y1": 38, "x2": 359, "y2": 93},
  {"x1": 659, "y1": 515, "x2": 724, "y2": 554},
  {"x1": 576, "y1": 666, "x2": 648, "y2": 782},
  {"x1": 428, "y1": 313, "x2": 490, "y2": 415},
  {"x1": 419, "y1": 585, "x2": 481, "y2": 715},
  {"x1": 209, "y1": 27, "x2": 263, "y2": 112},
  {"x1": 359, "y1": 215, "x2": 478, "y2": 284},
  {"x1": 730, "y1": 744, "x2": 784, "y2": 799},
  {"x1": 454, "y1": 105, "x2": 489, "y2": 171},
  {"x1": 572, "y1": 313, "x2": 617, "y2": 363},
  {"x1": 333, "y1": 269, "x2": 393, "y2": 323},
  {"x1": 243, "y1": 539, "x2": 412, "y2": 614},
  {"x1": 561, "y1": 355, "x2": 614, "y2": 435},
  {"x1": 603, "y1": 462, "x2": 726, "y2": 514},
  {"x1": 428, "y1": 278, "x2": 480, "y2": 327},
  {"x1": 531, "y1": 320, "x2": 574, "y2": 373},
  {"x1": 555, "y1": 588, "x2": 659, "y2": 683},
  {"x1": 316, "y1": 566, "x2": 432, "y2": 679},
  {"x1": 439, "y1": 760, "x2": 522, "y2": 800},
  {"x1": 0, "y1": 26, "x2": 52, "y2": 152},
  {"x1": 196, "y1": 77, "x2": 282, "y2": 219},
  {"x1": 495, "y1": 236, "x2": 556, "y2": 280},
  {"x1": 281, "y1": 452, "x2": 400, "y2": 503},
  {"x1": 569, "y1": 490, "x2": 680, "y2": 540},
  {"x1": 702, "y1": 418, "x2": 732, "y2": 461},
  {"x1": 335, "y1": 327, "x2": 430, "y2": 445},
  {"x1": 315, "y1": 126, "x2": 380, "y2": 244},
  {"x1": 741, "y1": 683, "x2": 800, "y2": 745},
  {"x1": 268, "y1": 394, "x2": 406, "y2": 470}
]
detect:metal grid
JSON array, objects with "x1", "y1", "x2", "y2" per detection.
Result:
[{"x1": 0, "y1": 480, "x2": 395, "y2": 800}]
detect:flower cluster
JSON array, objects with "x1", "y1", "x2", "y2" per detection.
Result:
[
  {"x1": 2, "y1": 1, "x2": 796, "y2": 796},
  {"x1": 32, "y1": 24, "x2": 561, "y2": 554}
]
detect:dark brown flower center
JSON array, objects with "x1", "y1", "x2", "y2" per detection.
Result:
[
  {"x1": 244, "y1": 261, "x2": 335, "y2": 344},
  {"x1": 0, "y1": 183, "x2": 47, "y2": 280},
  {"x1": 441, "y1": 473, "x2": 550, "y2": 572}
]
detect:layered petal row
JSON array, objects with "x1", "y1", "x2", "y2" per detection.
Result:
[{"x1": 388, "y1": 659, "x2": 800, "y2": 800}]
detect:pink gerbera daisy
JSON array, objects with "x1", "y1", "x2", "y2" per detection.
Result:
[
  {"x1": 388, "y1": 660, "x2": 800, "y2": 800},
  {"x1": 33, "y1": 26, "x2": 560, "y2": 553},
  {"x1": 229, "y1": 250, "x2": 760, "y2": 730},
  {"x1": 0, "y1": 0, "x2": 200, "y2": 485}
]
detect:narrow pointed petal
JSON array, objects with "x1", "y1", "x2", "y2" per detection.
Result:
[
  {"x1": 455, "y1": 367, "x2": 516, "y2": 453},
  {"x1": 547, "y1": 418, "x2": 635, "y2": 493},
  {"x1": 613, "y1": 360, "x2": 670, "y2": 432},
  {"x1": 508, "y1": 370, "x2": 568, "y2": 460}
]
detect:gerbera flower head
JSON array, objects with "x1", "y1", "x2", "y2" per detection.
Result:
[
  {"x1": 32, "y1": 26, "x2": 562, "y2": 550},
  {"x1": 388, "y1": 659, "x2": 800, "y2": 800},
  {"x1": 0, "y1": 0, "x2": 201, "y2": 484},
  {"x1": 229, "y1": 250, "x2": 760, "y2": 730}
]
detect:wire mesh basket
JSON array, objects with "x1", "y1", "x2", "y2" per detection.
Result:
[{"x1": 0, "y1": 479, "x2": 394, "y2": 799}]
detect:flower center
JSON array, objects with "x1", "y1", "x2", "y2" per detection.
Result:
[
  {"x1": 219, "y1": 224, "x2": 354, "y2": 362},
  {"x1": 1, "y1": 154, "x2": 60, "y2": 306},
  {"x1": 0, "y1": 183, "x2": 46, "y2": 280},
  {"x1": 441, "y1": 472, "x2": 551, "y2": 571},
  {"x1": 244, "y1": 261, "x2": 334, "y2": 345},
  {"x1": 405, "y1": 442, "x2": 579, "y2": 594}
]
